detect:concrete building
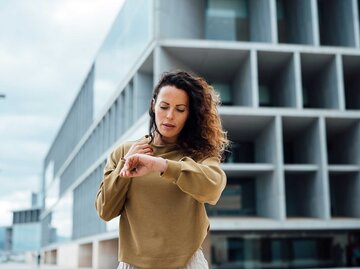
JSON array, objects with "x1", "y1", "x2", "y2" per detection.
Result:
[{"x1": 41, "y1": 0, "x2": 360, "y2": 268}]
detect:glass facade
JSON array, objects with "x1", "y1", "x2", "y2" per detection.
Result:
[
  {"x1": 44, "y1": 192, "x2": 73, "y2": 244},
  {"x1": 93, "y1": 0, "x2": 154, "y2": 117},
  {"x1": 13, "y1": 209, "x2": 40, "y2": 224},
  {"x1": 224, "y1": 142, "x2": 255, "y2": 163},
  {"x1": 45, "y1": 176, "x2": 59, "y2": 210},
  {"x1": 211, "y1": 232, "x2": 360, "y2": 268},
  {"x1": 276, "y1": 0, "x2": 314, "y2": 45},
  {"x1": 213, "y1": 83, "x2": 232, "y2": 106},
  {"x1": 207, "y1": 177, "x2": 256, "y2": 216},
  {"x1": 205, "y1": 0, "x2": 249, "y2": 41},
  {"x1": 73, "y1": 166, "x2": 106, "y2": 239}
]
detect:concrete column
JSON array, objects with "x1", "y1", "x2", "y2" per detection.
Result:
[
  {"x1": 318, "y1": 117, "x2": 331, "y2": 220},
  {"x1": 275, "y1": 115, "x2": 286, "y2": 221},
  {"x1": 93, "y1": 241, "x2": 100, "y2": 269},
  {"x1": 58, "y1": 243, "x2": 79, "y2": 268},
  {"x1": 232, "y1": 52, "x2": 253, "y2": 107},
  {"x1": 335, "y1": 54, "x2": 346, "y2": 111},
  {"x1": 251, "y1": 50, "x2": 259, "y2": 107},
  {"x1": 79, "y1": 243, "x2": 93, "y2": 268},
  {"x1": 311, "y1": 0, "x2": 320, "y2": 45},
  {"x1": 97, "y1": 238, "x2": 118, "y2": 269},
  {"x1": 294, "y1": 52, "x2": 303, "y2": 109}
]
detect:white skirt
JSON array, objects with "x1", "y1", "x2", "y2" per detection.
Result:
[{"x1": 117, "y1": 248, "x2": 209, "y2": 269}]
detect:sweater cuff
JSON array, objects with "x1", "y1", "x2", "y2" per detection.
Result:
[
  {"x1": 114, "y1": 158, "x2": 126, "y2": 174},
  {"x1": 160, "y1": 160, "x2": 182, "y2": 184}
]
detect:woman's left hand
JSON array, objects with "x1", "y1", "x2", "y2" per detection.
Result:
[{"x1": 119, "y1": 154, "x2": 167, "y2": 177}]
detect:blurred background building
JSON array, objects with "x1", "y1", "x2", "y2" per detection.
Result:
[
  {"x1": 0, "y1": 226, "x2": 12, "y2": 261},
  {"x1": 40, "y1": 0, "x2": 360, "y2": 268},
  {"x1": 0, "y1": 192, "x2": 41, "y2": 263},
  {"x1": 11, "y1": 193, "x2": 41, "y2": 255}
]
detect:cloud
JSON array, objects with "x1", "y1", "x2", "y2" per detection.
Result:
[
  {"x1": 0, "y1": 115, "x2": 56, "y2": 186},
  {"x1": 0, "y1": 174, "x2": 40, "y2": 196},
  {"x1": 0, "y1": 115, "x2": 57, "y2": 141},
  {"x1": 0, "y1": 0, "x2": 125, "y2": 226},
  {"x1": 1, "y1": 140, "x2": 48, "y2": 163},
  {"x1": 0, "y1": 0, "x2": 125, "y2": 111},
  {"x1": 52, "y1": 1, "x2": 123, "y2": 30},
  {"x1": 0, "y1": 191, "x2": 35, "y2": 226}
]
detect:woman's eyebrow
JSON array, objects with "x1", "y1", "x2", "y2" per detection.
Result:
[{"x1": 159, "y1": 101, "x2": 188, "y2": 107}]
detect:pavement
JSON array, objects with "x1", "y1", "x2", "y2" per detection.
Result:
[{"x1": 0, "y1": 262, "x2": 79, "y2": 269}]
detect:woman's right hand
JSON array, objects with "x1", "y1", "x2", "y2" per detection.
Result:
[{"x1": 124, "y1": 140, "x2": 153, "y2": 158}]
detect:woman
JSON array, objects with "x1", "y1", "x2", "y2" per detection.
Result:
[{"x1": 95, "y1": 71, "x2": 229, "y2": 269}]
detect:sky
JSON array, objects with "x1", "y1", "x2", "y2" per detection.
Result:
[{"x1": 0, "y1": 0, "x2": 125, "y2": 226}]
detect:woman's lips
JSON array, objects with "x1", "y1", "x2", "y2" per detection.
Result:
[{"x1": 162, "y1": 123, "x2": 175, "y2": 129}]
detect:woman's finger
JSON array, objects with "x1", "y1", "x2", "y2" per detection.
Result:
[
  {"x1": 142, "y1": 148, "x2": 153, "y2": 154},
  {"x1": 140, "y1": 144, "x2": 153, "y2": 151},
  {"x1": 126, "y1": 143, "x2": 153, "y2": 157}
]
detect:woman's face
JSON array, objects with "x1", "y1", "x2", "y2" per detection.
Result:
[{"x1": 153, "y1": 85, "x2": 189, "y2": 143}]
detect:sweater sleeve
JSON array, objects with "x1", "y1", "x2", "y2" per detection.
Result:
[
  {"x1": 160, "y1": 156, "x2": 226, "y2": 205},
  {"x1": 95, "y1": 144, "x2": 131, "y2": 221}
]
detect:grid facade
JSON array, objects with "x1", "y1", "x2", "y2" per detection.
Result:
[{"x1": 41, "y1": 0, "x2": 360, "y2": 268}]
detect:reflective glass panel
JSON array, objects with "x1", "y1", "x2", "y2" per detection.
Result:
[
  {"x1": 206, "y1": 177, "x2": 256, "y2": 216},
  {"x1": 49, "y1": 192, "x2": 73, "y2": 243},
  {"x1": 93, "y1": 0, "x2": 154, "y2": 118},
  {"x1": 205, "y1": 0, "x2": 249, "y2": 41},
  {"x1": 211, "y1": 233, "x2": 342, "y2": 269}
]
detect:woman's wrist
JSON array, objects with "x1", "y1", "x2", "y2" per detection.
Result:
[{"x1": 158, "y1": 157, "x2": 168, "y2": 174}]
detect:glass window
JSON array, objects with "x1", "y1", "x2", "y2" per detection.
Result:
[
  {"x1": 228, "y1": 238, "x2": 244, "y2": 261},
  {"x1": 205, "y1": 0, "x2": 249, "y2": 41},
  {"x1": 224, "y1": 141, "x2": 255, "y2": 163},
  {"x1": 207, "y1": 177, "x2": 256, "y2": 216},
  {"x1": 259, "y1": 85, "x2": 271, "y2": 106},
  {"x1": 271, "y1": 239, "x2": 283, "y2": 261},
  {"x1": 211, "y1": 233, "x2": 341, "y2": 269},
  {"x1": 213, "y1": 83, "x2": 232, "y2": 105},
  {"x1": 276, "y1": 0, "x2": 286, "y2": 43},
  {"x1": 293, "y1": 239, "x2": 317, "y2": 260}
]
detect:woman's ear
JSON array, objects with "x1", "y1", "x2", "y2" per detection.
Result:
[{"x1": 151, "y1": 98, "x2": 155, "y2": 112}]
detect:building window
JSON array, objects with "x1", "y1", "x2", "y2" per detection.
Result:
[
  {"x1": 213, "y1": 83, "x2": 232, "y2": 105},
  {"x1": 205, "y1": 0, "x2": 249, "y2": 41},
  {"x1": 206, "y1": 177, "x2": 256, "y2": 216},
  {"x1": 211, "y1": 233, "x2": 336, "y2": 268}
]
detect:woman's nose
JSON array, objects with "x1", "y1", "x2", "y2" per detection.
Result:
[{"x1": 166, "y1": 109, "x2": 174, "y2": 119}]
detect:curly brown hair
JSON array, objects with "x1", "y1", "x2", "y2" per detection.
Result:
[{"x1": 148, "y1": 70, "x2": 229, "y2": 161}]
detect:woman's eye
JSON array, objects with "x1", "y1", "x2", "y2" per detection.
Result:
[
  {"x1": 160, "y1": 106, "x2": 168, "y2": 110},
  {"x1": 176, "y1": 108, "x2": 185, "y2": 112}
]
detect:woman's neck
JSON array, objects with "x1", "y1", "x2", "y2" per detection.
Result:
[{"x1": 153, "y1": 132, "x2": 177, "y2": 146}]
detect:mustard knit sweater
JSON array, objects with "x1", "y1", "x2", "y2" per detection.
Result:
[{"x1": 95, "y1": 136, "x2": 226, "y2": 269}]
